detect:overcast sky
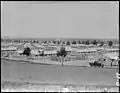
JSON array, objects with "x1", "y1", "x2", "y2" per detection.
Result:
[{"x1": 1, "y1": 1, "x2": 119, "y2": 39}]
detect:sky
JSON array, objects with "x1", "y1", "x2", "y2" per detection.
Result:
[{"x1": 1, "y1": 1, "x2": 119, "y2": 39}]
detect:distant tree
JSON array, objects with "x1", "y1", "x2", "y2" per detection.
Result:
[
  {"x1": 82, "y1": 41, "x2": 85, "y2": 44},
  {"x1": 100, "y1": 41, "x2": 104, "y2": 46},
  {"x1": 62, "y1": 41, "x2": 65, "y2": 44},
  {"x1": 66, "y1": 41, "x2": 71, "y2": 46},
  {"x1": 92, "y1": 40, "x2": 98, "y2": 45},
  {"x1": 57, "y1": 47, "x2": 67, "y2": 67},
  {"x1": 52, "y1": 40, "x2": 56, "y2": 44},
  {"x1": 23, "y1": 47, "x2": 31, "y2": 56},
  {"x1": 72, "y1": 41, "x2": 77, "y2": 44},
  {"x1": 85, "y1": 40, "x2": 90, "y2": 45},
  {"x1": 108, "y1": 41, "x2": 113, "y2": 47},
  {"x1": 78, "y1": 40, "x2": 81, "y2": 44},
  {"x1": 57, "y1": 41, "x2": 61, "y2": 45}
]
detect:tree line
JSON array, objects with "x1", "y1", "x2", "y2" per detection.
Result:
[{"x1": 2, "y1": 39, "x2": 114, "y2": 47}]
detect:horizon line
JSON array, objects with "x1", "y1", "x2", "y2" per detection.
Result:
[{"x1": 1, "y1": 36, "x2": 119, "y2": 40}]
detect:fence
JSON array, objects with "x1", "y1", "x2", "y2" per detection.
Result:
[
  {"x1": 1, "y1": 50, "x2": 118, "y2": 65},
  {"x1": 1, "y1": 50, "x2": 98, "y2": 62}
]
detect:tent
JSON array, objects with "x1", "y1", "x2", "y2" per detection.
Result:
[
  {"x1": 32, "y1": 43, "x2": 45, "y2": 49},
  {"x1": 103, "y1": 53, "x2": 119, "y2": 60},
  {"x1": 75, "y1": 48, "x2": 97, "y2": 53},
  {"x1": 1, "y1": 45, "x2": 17, "y2": 51},
  {"x1": 44, "y1": 50, "x2": 57, "y2": 55}
]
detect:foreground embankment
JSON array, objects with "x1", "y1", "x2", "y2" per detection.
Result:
[{"x1": 1, "y1": 81, "x2": 119, "y2": 92}]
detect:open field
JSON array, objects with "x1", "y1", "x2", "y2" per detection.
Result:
[
  {"x1": 1, "y1": 58, "x2": 119, "y2": 92},
  {"x1": 1, "y1": 58, "x2": 118, "y2": 85}
]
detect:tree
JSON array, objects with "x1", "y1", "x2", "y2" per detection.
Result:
[
  {"x1": 85, "y1": 40, "x2": 90, "y2": 45},
  {"x1": 92, "y1": 40, "x2": 98, "y2": 45},
  {"x1": 78, "y1": 40, "x2": 81, "y2": 44},
  {"x1": 62, "y1": 41, "x2": 65, "y2": 44},
  {"x1": 72, "y1": 41, "x2": 77, "y2": 44},
  {"x1": 57, "y1": 47, "x2": 67, "y2": 67},
  {"x1": 23, "y1": 47, "x2": 31, "y2": 56},
  {"x1": 57, "y1": 41, "x2": 61, "y2": 45},
  {"x1": 52, "y1": 40, "x2": 56, "y2": 44},
  {"x1": 82, "y1": 41, "x2": 85, "y2": 44},
  {"x1": 108, "y1": 41, "x2": 113, "y2": 47},
  {"x1": 66, "y1": 41, "x2": 71, "y2": 46}
]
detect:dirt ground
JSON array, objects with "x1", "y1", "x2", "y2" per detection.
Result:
[
  {"x1": 1, "y1": 58, "x2": 119, "y2": 92},
  {"x1": 1, "y1": 59, "x2": 119, "y2": 92},
  {"x1": 1, "y1": 81, "x2": 119, "y2": 92}
]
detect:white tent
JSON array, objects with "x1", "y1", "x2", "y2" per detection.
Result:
[
  {"x1": 103, "y1": 53, "x2": 119, "y2": 60},
  {"x1": 65, "y1": 46, "x2": 73, "y2": 51},
  {"x1": 31, "y1": 50, "x2": 40, "y2": 55},
  {"x1": 44, "y1": 50, "x2": 57, "y2": 55},
  {"x1": 75, "y1": 48, "x2": 97, "y2": 53},
  {"x1": 1, "y1": 46, "x2": 17, "y2": 51},
  {"x1": 33, "y1": 43, "x2": 45, "y2": 49},
  {"x1": 17, "y1": 50, "x2": 24, "y2": 53},
  {"x1": 104, "y1": 48, "x2": 119, "y2": 52}
]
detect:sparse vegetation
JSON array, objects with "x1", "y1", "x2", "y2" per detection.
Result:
[
  {"x1": 78, "y1": 40, "x2": 81, "y2": 44},
  {"x1": 108, "y1": 41, "x2": 113, "y2": 47},
  {"x1": 57, "y1": 47, "x2": 67, "y2": 66},
  {"x1": 85, "y1": 40, "x2": 90, "y2": 45},
  {"x1": 92, "y1": 40, "x2": 98, "y2": 45},
  {"x1": 72, "y1": 41, "x2": 77, "y2": 44},
  {"x1": 23, "y1": 47, "x2": 31, "y2": 56},
  {"x1": 66, "y1": 41, "x2": 71, "y2": 46}
]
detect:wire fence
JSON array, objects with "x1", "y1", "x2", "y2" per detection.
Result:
[{"x1": 1, "y1": 50, "x2": 119, "y2": 68}]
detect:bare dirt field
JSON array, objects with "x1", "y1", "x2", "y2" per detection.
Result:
[{"x1": 1, "y1": 58, "x2": 119, "y2": 92}]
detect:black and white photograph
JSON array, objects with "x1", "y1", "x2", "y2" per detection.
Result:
[{"x1": 1, "y1": 1, "x2": 119, "y2": 92}]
